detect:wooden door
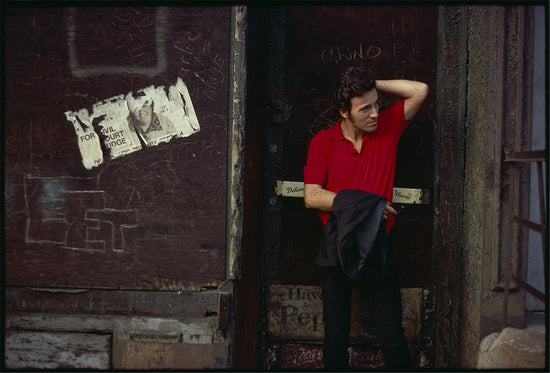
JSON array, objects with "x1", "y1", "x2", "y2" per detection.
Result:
[{"x1": 255, "y1": 6, "x2": 437, "y2": 369}]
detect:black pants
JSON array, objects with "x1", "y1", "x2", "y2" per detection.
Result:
[{"x1": 320, "y1": 236, "x2": 413, "y2": 370}]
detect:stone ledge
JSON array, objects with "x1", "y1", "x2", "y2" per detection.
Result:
[{"x1": 477, "y1": 324, "x2": 546, "y2": 369}]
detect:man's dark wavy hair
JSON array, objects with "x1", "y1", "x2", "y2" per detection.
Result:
[{"x1": 335, "y1": 66, "x2": 376, "y2": 113}]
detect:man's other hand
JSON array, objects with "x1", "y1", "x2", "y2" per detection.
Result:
[{"x1": 382, "y1": 203, "x2": 397, "y2": 220}]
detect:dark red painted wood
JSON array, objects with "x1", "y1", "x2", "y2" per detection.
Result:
[{"x1": 5, "y1": 6, "x2": 231, "y2": 289}]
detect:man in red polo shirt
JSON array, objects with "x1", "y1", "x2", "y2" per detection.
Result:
[{"x1": 304, "y1": 66, "x2": 428, "y2": 369}]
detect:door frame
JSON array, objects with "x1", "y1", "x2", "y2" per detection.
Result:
[{"x1": 235, "y1": 5, "x2": 469, "y2": 369}]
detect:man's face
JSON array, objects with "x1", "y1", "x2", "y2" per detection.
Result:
[
  {"x1": 343, "y1": 89, "x2": 380, "y2": 134},
  {"x1": 136, "y1": 103, "x2": 153, "y2": 130}
]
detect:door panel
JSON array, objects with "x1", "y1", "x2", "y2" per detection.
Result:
[{"x1": 259, "y1": 6, "x2": 437, "y2": 368}]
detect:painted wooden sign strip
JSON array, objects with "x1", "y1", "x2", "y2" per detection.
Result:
[{"x1": 275, "y1": 181, "x2": 427, "y2": 204}]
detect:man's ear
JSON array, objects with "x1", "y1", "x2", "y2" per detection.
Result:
[{"x1": 339, "y1": 107, "x2": 349, "y2": 118}]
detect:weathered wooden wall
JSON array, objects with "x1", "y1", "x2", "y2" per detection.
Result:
[
  {"x1": 460, "y1": 5, "x2": 534, "y2": 368},
  {"x1": 5, "y1": 6, "x2": 230, "y2": 289},
  {"x1": 434, "y1": 5, "x2": 536, "y2": 369},
  {"x1": 5, "y1": 287, "x2": 227, "y2": 369},
  {"x1": 3, "y1": 4, "x2": 540, "y2": 370},
  {"x1": 4, "y1": 5, "x2": 238, "y2": 369},
  {"x1": 433, "y1": 5, "x2": 468, "y2": 368}
]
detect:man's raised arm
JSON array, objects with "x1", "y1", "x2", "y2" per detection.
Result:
[{"x1": 375, "y1": 80, "x2": 429, "y2": 121}]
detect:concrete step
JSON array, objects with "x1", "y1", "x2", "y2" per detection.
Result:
[{"x1": 477, "y1": 316, "x2": 546, "y2": 369}]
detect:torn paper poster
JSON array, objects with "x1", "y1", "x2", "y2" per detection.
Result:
[
  {"x1": 66, "y1": 77, "x2": 200, "y2": 169},
  {"x1": 171, "y1": 77, "x2": 200, "y2": 133},
  {"x1": 65, "y1": 109, "x2": 104, "y2": 170},
  {"x1": 126, "y1": 77, "x2": 200, "y2": 146},
  {"x1": 93, "y1": 94, "x2": 142, "y2": 159},
  {"x1": 126, "y1": 86, "x2": 178, "y2": 147}
]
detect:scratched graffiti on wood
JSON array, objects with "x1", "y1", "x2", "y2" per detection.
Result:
[
  {"x1": 267, "y1": 284, "x2": 422, "y2": 344},
  {"x1": 25, "y1": 176, "x2": 138, "y2": 252},
  {"x1": 16, "y1": 171, "x2": 227, "y2": 287},
  {"x1": 67, "y1": 7, "x2": 168, "y2": 77},
  {"x1": 275, "y1": 6, "x2": 437, "y2": 290}
]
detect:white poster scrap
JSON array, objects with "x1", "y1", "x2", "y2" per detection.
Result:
[
  {"x1": 93, "y1": 94, "x2": 142, "y2": 159},
  {"x1": 126, "y1": 77, "x2": 200, "y2": 146},
  {"x1": 170, "y1": 77, "x2": 200, "y2": 134},
  {"x1": 65, "y1": 109, "x2": 104, "y2": 170}
]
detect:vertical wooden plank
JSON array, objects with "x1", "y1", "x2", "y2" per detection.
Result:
[
  {"x1": 457, "y1": 5, "x2": 535, "y2": 368},
  {"x1": 227, "y1": 5, "x2": 247, "y2": 280},
  {"x1": 217, "y1": 292, "x2": 231, "y2": 330},
  {"x1": 234, "y1": 5, "x2": 270, "y2": 368},
  {"x1": 433, "y1": 5, "x2": 468, "y2": 368}
]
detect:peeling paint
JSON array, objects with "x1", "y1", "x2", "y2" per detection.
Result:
[
  {"x1": 5, "y1": 331, "x2": 111, "y2": 370},
  {"x1": 226, "y1": 5, "x2": 247, "y2": 281},
  {"x1": 267, "y1": 284, "x2": 422, "y2": 343}
]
